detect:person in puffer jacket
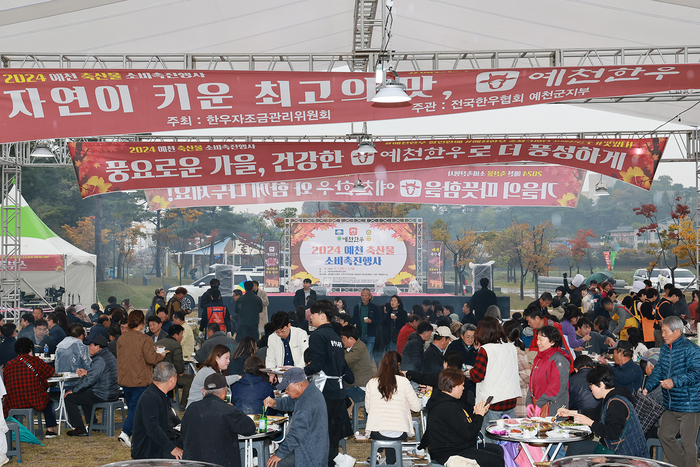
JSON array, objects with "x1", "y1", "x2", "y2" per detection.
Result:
[
  {"x1": 229, "y1": 355, "x2": 274, "y2": 415},
  {"x1": 644, "y1": 316, "x2": 700, "y2": 467},
  {"x1": 400, "y1": 321, "x2": 433, "y2": 372}
]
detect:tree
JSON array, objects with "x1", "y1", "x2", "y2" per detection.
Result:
[
  {"x1": 567, "y1": 229, "x2": 597, "y2": 275},
  {"x1": 634, "y1": 199, "x2": 691, "y2": 286},
  {"x1": 113, "y1": 223, "x2": 147, "y2": 283},
  {"x1": 158, "y1": 208, "x2": 202, "y2": 283},
  {"x1": 672, "y1": 217, "x2": 698, "y2": 271},
  {"x1": 62, "y1": 216, "x2": 109, "y2": 254},
  {"x1": 525, "y1": 221, "x2": 558, "y2": 297},
  {"x1": 429, "y1": 219, "x2": 481, "y2": 295},
  {"x1": 487, "y1": 222, "x2": 530, "y2": 300}
]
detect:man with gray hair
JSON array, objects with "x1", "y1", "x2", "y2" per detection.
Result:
[
  {"x1": 644, "y1": 316, "x2": 700, "y2": 467},
  {"x1": 182, "y1": 373, "x2": 256, "y2": 467},
  {"x1": 131, "y1": 362, "x2": 183, "y2": 460}
]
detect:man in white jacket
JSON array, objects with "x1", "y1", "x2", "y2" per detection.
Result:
[{"x1": 266, "y1": 311, "x2": 308, "y2": 369}]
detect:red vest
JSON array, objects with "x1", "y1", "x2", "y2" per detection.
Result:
[{"x1": 206, "y1": 305, "x2": 226, "y2": 325}]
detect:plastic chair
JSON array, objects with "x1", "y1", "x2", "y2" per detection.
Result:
[
  {"x1": 369, "y1": 439, "x2": 403, "y2": 467},
  {"x1": 412, "y1": 417, "x2": 422, "y2": 443},
  {"x1": 352, "y1": 400, "x2": 366, "y2": 433},
  {"x1": 339, "y1": 437, "x2": 347, "y2": 454},
  {"x1": 646, "y1": 437, "x2": 664, "y2": 461},
  {"x1": 8, "y1": 408, "x2": 43, "y2": 440},
  {"x1": 5, "y1": 420, "x2": 21, "y2": 463},
  {"x1": 88, "y1": 400, "x2": 126, "y2": 436}
]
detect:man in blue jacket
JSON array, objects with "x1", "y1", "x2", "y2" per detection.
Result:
[
  {"x1": 644, "y1": 316, "x2": 700, "y2": 467},
  {"x1": 264, "y1": 368, "x2": 330, "y2": 467}
]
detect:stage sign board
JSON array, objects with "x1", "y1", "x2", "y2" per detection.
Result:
[
  {"x1": 427, "y1": 241, "x2": 445, "y2": 290},
  {"x1": 264, "y1": 241, "x2": 280, "y2": 289},
  {"x1": 290, "y1": 221, "x2": 417, "y2": 286}
]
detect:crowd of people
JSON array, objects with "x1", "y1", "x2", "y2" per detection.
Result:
[{"x1": 0, "y1": 272, "x2": 697, "y2": 467}]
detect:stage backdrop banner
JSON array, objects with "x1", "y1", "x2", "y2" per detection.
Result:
[
  {"x1": 264, "y1": 241, "x2": 280, "y2": 290},
  {"x1": 427, "y1": 242, "x2": 445, "y2": 290},
  {"x1": 70, "y1": 137, "x2": 663, "y2": 198},
  {"x1": 1, "y1": 65, "x2": 698, "y2": 143},
  {"x1": 0, "y1": 255, "x2": 65, "y2": 272},
  {"x1": 290, "y1": 221, "x2": 417, "y2": 286},
  {"x1": 145, "y1": 164, "x2": 586, "y2": 210}
]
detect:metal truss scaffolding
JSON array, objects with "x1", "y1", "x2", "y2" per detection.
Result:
[
  {"x1": 283, "y1": 217, "x2": 423, "y2": 292},
  {"x1": 0, "y1": 161, "x2": 21, "y2": 315}
]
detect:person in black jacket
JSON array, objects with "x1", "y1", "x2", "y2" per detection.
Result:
[
  {"x1": 386, "y1": 295, "x2": 407, "y2": 350},
  {"x1": 568, "y1": 355, "x2": 598, "y2": 411},
  {"x1": 401, "y1": 322, "x2": 434, "y2": 372},
  {"x1": 304, "y1": 300, "x2": 354, "y2": 467},
  {"x1": 0, "y1": 323, "x2": 17, "y2": 367},
  {"x1": 424, "y1": 367, "x2": 504, "y2": 467},
  {"x1": 352, "y1": 288, "x2": 381, "y2": 360},
  {"x1": 131, "y1": 362, "x2": 183, "y2": 460},
  {"x1": 198, "y1": 278, "x2": 220, "y2": 318},
  {"x1": 293, "y1": 278, "x2": 317, "y2": 309},
  {"x1": 563, "y1": 273, "x2": 585, "y2": 308},
  {"x1": 182, "y1": 372, "x2": 256, "y2": 467},
  {"x1": 421, "y1": 326, "x2": 456, "y2": 374},
  {"x1": 468, "y1": 278, "x2": 498, "y2": 322}
]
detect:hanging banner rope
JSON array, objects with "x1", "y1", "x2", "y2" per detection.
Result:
[
  {"x1": 68, "y1": 137, "x2": 664, "y2": 198},
  {"x1": 1, "y1": 64, "x2": 698, "y2": 142}
]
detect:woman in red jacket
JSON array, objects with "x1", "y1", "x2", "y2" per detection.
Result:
[{"x1": 527, "y1": 325, "x2": 572, "y2": 417}]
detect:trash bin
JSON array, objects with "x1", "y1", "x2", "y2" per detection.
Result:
[{"x1": 142, "y1": 276, "x2": 151, "y2": 286}]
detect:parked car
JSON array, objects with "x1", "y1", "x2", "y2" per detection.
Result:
[
  {"x1": 632, "y1": 267, "x2": 696, "y2": 290},
  {"x1": 166, "y1": 269, "x2": 265, "y2": 311}
]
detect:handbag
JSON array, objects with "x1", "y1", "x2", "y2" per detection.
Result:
[{"x1": 634, "y1": 388, "x2": 665, "y2": 434}]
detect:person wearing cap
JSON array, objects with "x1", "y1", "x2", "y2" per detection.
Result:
[
  {"x1": 131, "y1": 362, "x2": 183, "y2": 460},
  {"x1": 643, "y1": 315, "x2": 700, "y2": 467},
  {"x1": 67, "y1": 305, "x2": 93, "y2": 328},
  {"x1": 64, "y1": 334, "x2": 120, "y2": 436},
  {"x1": 304, "y1": 300, "x2": 355, "y2": 467},
  {"x1": 598, "y1": 340, "x2": 643, "y2": 393},
  {"x1": 469, "y1": 317, "x2": 522, "y2": 438},
  {"x1": 181, "y1": 372, "x2": 256, "y2": 467},
  {"x1": 421, "y1": 325, "x2": 457, "y2": 375},
  {"x1": 563, "y1": 272, "x2": 585, "y2": 308},
  {"x1": 264, "y1": 367, "x2": 331, "y2": 467}
]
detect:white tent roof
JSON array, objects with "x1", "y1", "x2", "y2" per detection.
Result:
[{"x1": 1, "y1": 0, "x2": 699, "y2": 126}]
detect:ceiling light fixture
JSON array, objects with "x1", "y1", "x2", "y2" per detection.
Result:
[
  {"x1": 30, "y1": 141, "x2": 55, "y2": 158},
  {"x1": 352, "y1": 178, "x2": 366, "y2": 193},
  {"x1": 594, "y1": 175, "x2": 609, "y2": 196},
  {"x1": 357, "y1": 136, "x2": 377, "y2": 155},
  {"x1": 371, "y1": 0, "x2": 410, "y2": 104}
]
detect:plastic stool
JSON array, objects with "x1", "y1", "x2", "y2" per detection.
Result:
[
  {"x1": 352, "y1": 400, "x2": 366, "y2": 433},
  {"x1": 9, "y1": 408, "x2": 44, "y2": 440},
  {"x1": 370, "y1": 439, "x2": 403, "y2": 467},
  {"x1": 88, "y1": 400, "x2": 126, "y2": 437},
  {"x1": 239, "y1": 439, "x2": 271, "y2": 467},
  {"x1": 5, "y1": 420, "x2": 21, "y2": 463},
  {"x1": 412, "y1": 418, "x2": 422, "y2": 443},
  {"x1": 339, "y1": 437, "x2": 347, "y2": 454},
  {"x1": 646, "y1": 438, "x2": 664, "y2": 461}
]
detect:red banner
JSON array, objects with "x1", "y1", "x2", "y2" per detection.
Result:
[
  {"x1": 1, "y1": 65, "x2": 698, "y2": 143},
  {"x1": 69, "y1": 137, "x2": 663, "y2": 198},
  {"x1": 0, "y1": 255, "x2": 65, "y2": 272},
  {"x1": 144, "y1": 164, "x2": 585, "y2": 209}
]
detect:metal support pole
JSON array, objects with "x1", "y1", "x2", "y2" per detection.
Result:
[{"x1": 0, "y1": 163, "x2": 21, "y2": 313}]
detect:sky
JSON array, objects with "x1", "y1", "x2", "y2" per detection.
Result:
[{"x1": 158, "y1": 102, "x2": 696, "y2": 214}]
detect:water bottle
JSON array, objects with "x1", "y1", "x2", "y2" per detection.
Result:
[
  {"x1": 43, "y1": 344, "x2": 49, "y2": 357},
  {"x1": 259, "y1": 404, "x2": 267, "y2": 433}
]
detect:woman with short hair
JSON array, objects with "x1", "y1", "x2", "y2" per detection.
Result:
[
  {"x1": 426, "y1": 367, "x2": 504, "y2": 467},
  {"x1": 229, "y1": 356, "x2": 274, "y2": 414},
  {"x1": 527, "y1": 325, "x2": 572, "y2": 416}
]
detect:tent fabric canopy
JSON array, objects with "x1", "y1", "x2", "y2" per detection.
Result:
[
  {"x1": 6, "y1": 193, "x2": 96, "y2": 305},
  {"x1": 185, "y1": 237, "x2": 231, "y2": 256}
]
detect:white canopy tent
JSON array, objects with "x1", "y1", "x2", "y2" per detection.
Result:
[{"x1": 6, "y1": 192, "x2": 96, "y2": 306}]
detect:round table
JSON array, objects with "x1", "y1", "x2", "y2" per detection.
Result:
[
  {"x1": 100, "y1": 461, "x2": 221, "y2": 467},
  {"x1": 485, "y1": 421, "x2": 591, "y2": 464},
  {"x1": 550, "y1": 454, "x2": 675, "y2": 467}
]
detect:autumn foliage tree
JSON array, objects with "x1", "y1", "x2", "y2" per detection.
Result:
[
  {"x1": 62, "y1": 216, "x2": 109, "y2": 254},
  {"x1": 634, "y1": 199, "x2": 691, "y2": 285},
  {"x1": 567, "y1": 229, "x2": 597, "y2": 275},
  {"x1": 429, "y1": 219, "x2": 481, "y2": 295}
]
